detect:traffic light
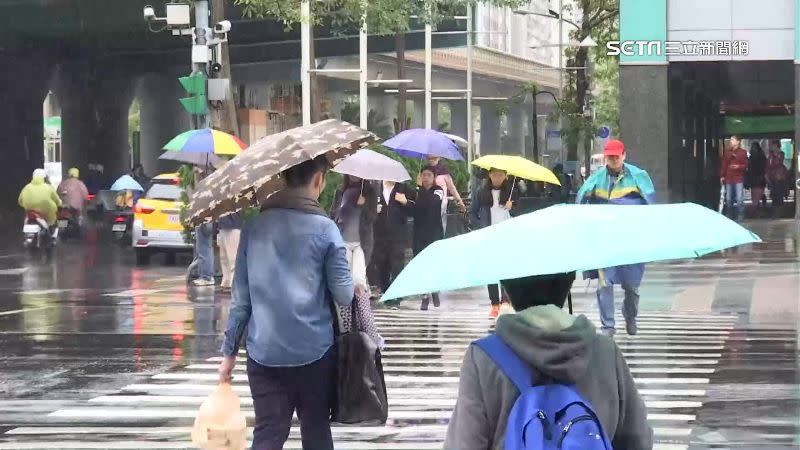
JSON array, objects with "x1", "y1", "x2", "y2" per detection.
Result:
[{"x1": 178, "y1": 72, "x2": 208, "y2": 116}]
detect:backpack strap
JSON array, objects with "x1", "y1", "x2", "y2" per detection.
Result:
[{"x1": 473, "y1": 335, "x2": 533, "y2": 393}]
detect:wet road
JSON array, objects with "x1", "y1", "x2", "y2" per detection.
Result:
[{"x1": 0, "y1": 221, "x2": 798, "y2": 449}]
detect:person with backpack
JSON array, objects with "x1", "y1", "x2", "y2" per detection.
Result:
[{"x1": 444, "y1": 271, "x2": 653, "y2": 450}]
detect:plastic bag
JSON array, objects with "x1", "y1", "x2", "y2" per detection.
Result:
[{"x1": 191, "y1": 383, "x2": 247, "y2": 450}]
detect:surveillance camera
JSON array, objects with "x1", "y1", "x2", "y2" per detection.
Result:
[
  {"x1": 143, "y1": 5, "x2": 156, "y2": 21},
  {"x1": 214, "y1": 20, "x2": 232, "y2": 34}
]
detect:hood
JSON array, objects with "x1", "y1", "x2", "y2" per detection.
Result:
[
  {"x1": 495, "y1": 305, "x2": 597, "y2": 383},
  {"x1": 260, "y1": 187, "x2": 327, "y2": 217},
  {"x1": 30, "y1": 176, "x2": 45, "y2": 185}
]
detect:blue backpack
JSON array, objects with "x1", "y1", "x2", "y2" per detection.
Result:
[{"x1": 473, "y1": 335, "x2": 613, "y2": 450}]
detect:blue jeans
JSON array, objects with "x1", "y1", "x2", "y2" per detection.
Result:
[
  {"x1": 597, "y1": 283, "x2": 640, "y2": 331},
  {"x1": 195, "y1": 222, "x2": 215, "y2": 280},
  {"x1": 725, "y1": 183, "x2": 744, "y2": 220}
]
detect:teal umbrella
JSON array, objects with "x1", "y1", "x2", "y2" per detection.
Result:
[{"x1": 382, "y1": 203, "x2": 761, "y2": 300}]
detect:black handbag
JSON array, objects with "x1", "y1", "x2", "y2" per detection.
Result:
[{"x1": 330, "y1": 296, "x2": 389, "y2": 425}]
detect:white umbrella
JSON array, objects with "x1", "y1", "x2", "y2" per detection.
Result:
[
  {"x1": 332, "y1": 149, "x2": 411, "y2": 182},
  {"x1": 443, "y1": 133, "x2": 468, "y2": 147}
]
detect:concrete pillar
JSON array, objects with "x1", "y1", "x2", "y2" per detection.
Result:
[
  {"x1": 479, "y1": 104, "x2": 500, "y2": 155},
  {"x1": 795, "y1": 64, "x2": 800, "y2": 219},
  {"x1": 507, "y1": 105, "x2": 525, "y2": 157},
  {"x1": 57, "y1": 62, "x2": 135, "y2": 182},
  {"x1": 411, "y1": 99, "x2": 425, "y2": 129},
  {"x1": 138, "y1": 73, "x2": 192, "y2": 175},
  {"x1": 620, "y1": 65, "x2": 669, "y2": 200},
  {"x1": 0, "y1": 54, "x2": 50, "y2": 226},
  {"x1": 449, "y1": 100, "x2": 468, "y2": 141}
]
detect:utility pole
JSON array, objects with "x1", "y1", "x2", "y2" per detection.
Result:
[
  {"x1": 193, "y1": 0, "x2": 210, "y2": 130},
  {"x1": 301, "y1": 0, "x2": 311, "y2": 126}
]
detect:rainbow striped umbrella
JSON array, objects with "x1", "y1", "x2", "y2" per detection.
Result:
[{"x1": 163, "y1": 128, "x2": 246, "y2": 156}]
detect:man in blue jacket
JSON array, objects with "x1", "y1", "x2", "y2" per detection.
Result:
[
  {"x1": 218, "y1": 155, "x2": 354, "y2": 450},
  {"x1": 576, "y1": 139, "x2": 656, "y2": 336}
]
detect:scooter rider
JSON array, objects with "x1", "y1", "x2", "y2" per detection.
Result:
[
  {"x1": 57, "y1": 167, "x2": 89, "y2": 224},
  {"x1": 19, "y1": 168, "x2": 62, "y2": 232}
]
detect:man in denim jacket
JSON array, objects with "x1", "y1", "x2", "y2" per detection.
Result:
[{"x1": 218, "y1": 155, "x2": 354, "y2": 450}]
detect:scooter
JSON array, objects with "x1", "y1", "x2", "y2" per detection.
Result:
[
  {"x1": 111, "y1": 210, "x2": 133, "y2": 245},
  {"x1": 57, "y1": 206, "x2": 82, "y2": 240},
  {"x1": 23, "y1": 211, "x2": 55, "y2": 257}
]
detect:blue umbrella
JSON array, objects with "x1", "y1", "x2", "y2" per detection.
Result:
[
  {"x1": 383, "y1": 128, "x2": 464, "y2": 160},
  {"x1": 382, "y1": 203, "x2": 761, "y2": 300},
  {"x1": 110, "y1": 175, "x2": 144, "y2": 192}
]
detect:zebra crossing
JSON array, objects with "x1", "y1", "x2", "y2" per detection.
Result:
[
  {"x1": 0, "y1": 301, "x2": 739, "y2": 450},
  {"x1": 0, "y1": 301, "x2": 738, "y2": 450}
]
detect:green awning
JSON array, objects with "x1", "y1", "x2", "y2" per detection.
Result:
[{"x1": 723, "y1": 115, "x2": 793, "y2": 135}]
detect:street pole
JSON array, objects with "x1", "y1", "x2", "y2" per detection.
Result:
[
  {"x1": 466, "y1": 5, "x2": 474, "y2": 166},
  {"x1": 194, "y1": 0, "x2": 210, "y2": 130},
  {"x1": 557, "y1": 0, "x2": 564, "y2": 164},
  {"x1": 359, "y1": 1, "x2": 368, "y2": 130},
  {"x1": 532, "y1": 92, "x2": 538, "y2": 163},
  {"x1": 300, "y1": 0, "x2": 311, "y2": 126},
  {"x1": 424, "y1": 20, "x2": 432, "y2": 129}
]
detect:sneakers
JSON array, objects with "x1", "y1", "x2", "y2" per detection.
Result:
[
  {"x1": 489, "y1": 304, "x2": 501, "y2": 318},
  {"x1": 192, "y1": 278, "x2": 215, "y2": 287},
  {"x1": 600, "y1": 328, "x2": 616, "y2": 337},
  {"x1": 625, "y1": 318, "x2": 638, "y2": 336}
]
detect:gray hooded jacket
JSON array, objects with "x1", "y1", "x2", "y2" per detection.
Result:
[{"x1": 444, "y1": 305, "x2": 653, "y2": 450}]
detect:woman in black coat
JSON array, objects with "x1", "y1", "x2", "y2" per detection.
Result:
[{"x1": 396, "y1": 166, "x2": 444, "y2": 310}]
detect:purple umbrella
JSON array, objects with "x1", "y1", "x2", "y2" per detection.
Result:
[{"x1": 383, "y1": 128, "x2": 464, "y2": 161}]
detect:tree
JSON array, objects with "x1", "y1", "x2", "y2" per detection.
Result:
[{"x1": 560, "y1": 0, "x2": 619, "y2": 171}]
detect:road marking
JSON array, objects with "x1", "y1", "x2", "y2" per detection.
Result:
[{"x1": 0, "y1": 305, "x2": 53, "y2": 316}]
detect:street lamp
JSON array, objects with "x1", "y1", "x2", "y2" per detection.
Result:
[{"x1": 530, "y1": 89, "x2": 561, "y2": 164}]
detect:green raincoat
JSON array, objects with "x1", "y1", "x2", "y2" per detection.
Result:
[{"x1": 18, "y1": 176, "x2": 62, "y2": 225}]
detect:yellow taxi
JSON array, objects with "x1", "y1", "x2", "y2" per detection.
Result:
[{"x1": 132, "y1": 173, "x2": 192, "y2": 265}]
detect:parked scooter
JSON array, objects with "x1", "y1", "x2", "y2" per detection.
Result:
[{"x1": 23, "y1": 211, "x2": 54, "y2": 257}]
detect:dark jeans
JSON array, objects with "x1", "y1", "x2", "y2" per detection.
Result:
[
  {"x1": 487, "y1": 284, "x2": 506, "y2": 306},
  {"x1": 247, "y1": 348, "x2": 336, "y2": 450},
  {"x1": 372, "y1": 239, "x2": 406, "y2": 292}
]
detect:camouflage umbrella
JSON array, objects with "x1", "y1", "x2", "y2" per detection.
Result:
[{"x1": 187, "y1": 119, "x2": 378, "y2": 225}]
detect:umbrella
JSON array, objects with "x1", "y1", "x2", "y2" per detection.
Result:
[
  {"x1": 159, "y1": 150, "x2": 224, "y2": 168},
  {"x1": 444, "y1": 133, "x2": 468, "y2": 147},
  {"x1": 383, "y1": 128, "x2": 464, "y2": 161},
  {"x1": 381, "y1": 203, "x2": 761, "y2": 300},
  {"x1": 110, "y1": 175, "x2": 145, "y2": 192},
  {"x1": 187, "y1": 119, "x2": 379, "y2": 225},
  {"x1": 473, "y1": 155, "x2": 561, "y2": 186},
  {"x1": 163, "y1": 128, "x2": 246, "y2": 156},
  {"x1": 332, "y1": 149, "x2": 411, "y2": 182}
]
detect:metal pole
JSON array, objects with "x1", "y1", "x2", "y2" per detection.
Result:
[
  {"x1": 301, "y1": 0, "x2": 311, "y2": 126},
  {"x1": 425, "y1": 21, "x2": 432, "y2": 129},
  {"x1": 194, "y1": 0, "x2": 210, "y2": 129},
  {"x1": 532, "y1": 93, "x2": 538, "y2": 163},
  {"x1": 557, "y1": 0, "x2": 564, "y2": 164},
  {"x1": 466, "y1": 5, "x2": 474, "y2": 166},
  {"x1": 359, "y1": 1, "x2": 368, "y2": 129}
]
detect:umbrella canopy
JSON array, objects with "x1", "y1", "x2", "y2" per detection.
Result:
[
  {"x1": 382, "y1": 203, "x2": 761, "y2": 300},
  {"x1": 473, "y1": 154, "x2": 561, "y2": 185},
  {"x1": 332, "y1": 149, "x2": 411, "y2": 182},
  {"x1": 110, "y1": 175, "x2": 144, "y2": 192},
  {"x1": 159, "y1": 150, "x2": 223, "y2": 168},
  {"x1": 443, "y1": 133, "x2": 468, "y2": 147},
  {"x1": 383, "y1": 128, "x2": 464, "y2": 160},
  {"x1": 163, "y1": 128, "x2": 246, "y2": 156},
  {"x1": 187, "y1": 119, "x2": 379, "y2": 225}
]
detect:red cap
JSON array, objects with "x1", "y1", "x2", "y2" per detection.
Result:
[{"x1": 603, "y1": 139, "x2": 625, "y2": 156}]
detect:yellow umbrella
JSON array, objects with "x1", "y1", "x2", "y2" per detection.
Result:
[{"x1": 473, "y1": 154, "x2": 561, "y2": 185}]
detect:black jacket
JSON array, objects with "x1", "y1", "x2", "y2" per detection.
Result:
[
  {"x1": 374, "y1": 182, "x2": 411, "y2": 244},
  {"x1": 411, "y1": 184, "x2": 445, "y2": 255}
]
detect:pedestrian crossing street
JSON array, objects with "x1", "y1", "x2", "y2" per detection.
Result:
[{"x1": 0, "y1": 303, "x2": 742, "y2": 450}]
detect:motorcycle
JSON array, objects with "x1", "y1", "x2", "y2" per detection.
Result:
[
  {"x1": 23, "y1": 211, "x2": 54, "y2": 257},
  {"x1": 57, "y1": 206, "x2": 82, "y2": 240},
  {"x1": 111, "y1": 210, "x2": 133, "y2": 245}
]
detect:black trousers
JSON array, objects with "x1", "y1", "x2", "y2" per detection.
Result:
[
  {"x1": 371, "y1": 239, "x2": 406, "y2": 292},
  {"x1": 247, "y1": 348, "x2": 336, "y2": 450},
  {"x1": 488, "y1": 284, "x2": 506, "y2": 306}
]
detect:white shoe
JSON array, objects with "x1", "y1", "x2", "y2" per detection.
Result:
[{"x1": 192, "y1": 278, "x2": 215, "y2": 287}]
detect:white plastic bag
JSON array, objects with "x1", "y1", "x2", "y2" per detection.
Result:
[{"x1": 191, "y1": 383, "x2": 247, "y2": 450}]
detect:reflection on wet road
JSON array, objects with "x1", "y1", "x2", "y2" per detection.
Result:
[{"x1": 0, "y1": 221, "x2": 798, "y2": 449}]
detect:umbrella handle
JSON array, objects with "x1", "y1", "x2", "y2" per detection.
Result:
[
  {"x1": 568, "y1": 292, "x2": 573, "y2": 315},
  {"x1": 360, "y1": 180, "x2": 364, "y2": 197},
  {"x1": 508, "y1": 176, "x2": 516, "y2": 202}
]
